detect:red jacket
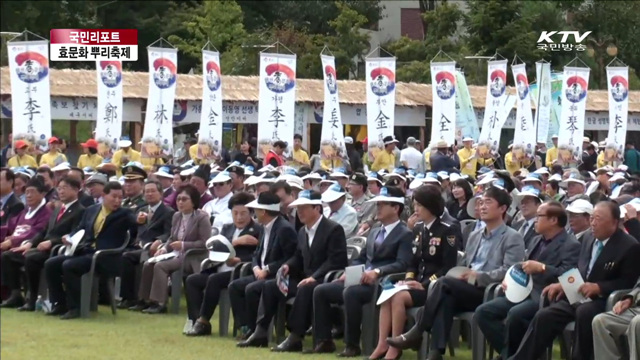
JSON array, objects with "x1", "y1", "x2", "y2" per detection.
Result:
[{"x1": 264, "y1": 150, "x2": 284, "y2": 167}]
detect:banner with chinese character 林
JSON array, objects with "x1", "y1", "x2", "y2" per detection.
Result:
[
  {"x1": 478, "y1": 60, "x2": 509, "y2": 155},
  {"x1": 197, "y1": 50, "x2": 224, "y2": 162},
  {"x1": 454, "y1": 71, "x2": 479, "y2": 143},
  {"x1": 257, "y1": 53, "x2": 297, "y2": 160},
  {"x1": 605, "y1": 66, "x2": 629, "y2": 163},
  {"x1": 95, "y1": 60, "x2": 123, "y2": 159},
  {"x1": 143, "y1": 47, "x2": 178, "y2": 158},
  {"x1": 430, "y1": 62, "x2": 456, "y2": 146},
  {"x1": 534, "y1": 61, "x2": 552, "y2": 144},
  {"x1": 7, "y1": 40, "x2": 52, "y2": 149},
  {"x1": 319, "y1": 54, "x2": 346, "y2": 162},
  {"x1": 558, "y1": 66, "x2": 590, "y2": 163},
  {"x1": 512, "y1": 63, "x2": 536, "y2": 161},
  {"x1": 365, "y1": 57, "x2": 396, "y2": 160}
]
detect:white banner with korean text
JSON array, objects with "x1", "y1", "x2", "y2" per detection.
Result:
[
  {"x1": 95, "y1": 60, "x2": 123, "y2": 159},
  {"x1": 143, "y1": 47, "x2": 178, "y2": 158},
  {"x1": 7, "y1": 40, "x2": 52, "y2": 149},
  {"x1": 455, "y1": 70, "x2": 479, "y2": 143},
  {"x1": 605, "y1": 66, "x2": 629, "y2": 163},
  {"x1": 430, "y1": 62, "x2": 456, "y2": 146},
  {"x1": 320, "y1": 54, "x2": 346, "y2": 162},
  {"x1": 366, "y1": 57, "x2": 396, "y2": 161},
  {"x1": 257, "y1": 53, "x2": 297, "y2": 160},
  {"x1": 512, "y1": 63, "x2": 536, "y2": 161},
  {"x1": 478, "y1": 60, "x2": 508, "y2": 155},
  {"x1": 198, "y1": 50, "x2": 224, "y2": 162},
  {"x1": 534, "y1": 61, "x2": 552, "y2": 144},
  {"x1": 558, "y1": 66, "x2": 590, "y2": 163}
]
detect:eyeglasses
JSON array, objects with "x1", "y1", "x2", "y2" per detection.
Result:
[{"x1": 176, "y1": 196, "x2": 191, "y2": 202}]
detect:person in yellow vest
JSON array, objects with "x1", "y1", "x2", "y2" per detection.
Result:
[
  {"x1": 291, "y1": 134, "x2": 310, "y2": 168},
  {"x1": 319, "y1": 139, "x2": 345, "y2": 171},
  {"x1": 111, "y1": 137, "x2": 141, "y2": 176},
  {"x1": 39, "y1": 137, "x2": 68, "y2": 168},
  {"x1": 457, "y1": 136, "x2": 478, "y2": 178},
  {"x1": 7, "y1": 140, "x2": 38, "y2": 168},
  {"x1": 371, "y1": 136, "x2": 397, "y2": 172},
  {"x1": 545, "y1": 134, "x2": 559, "y2": 168},
  {"x1": 504, "y1": 143, "x2": 519, "y2": 175},
  {"x1": 77, "y1": 139, "x2": 104, "y2": 170}
]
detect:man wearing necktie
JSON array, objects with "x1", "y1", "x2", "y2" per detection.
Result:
[{"x1": 511, "y1": 186, "x2": 541, "y2": 251}]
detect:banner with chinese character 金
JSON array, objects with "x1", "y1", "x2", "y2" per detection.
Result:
[
  {"x1": 558, "y1": 66, "x2": 590, "y2": 163},
  {"x1": 257, "y1": 53, "x2": 297, "y2": 160},
  {"x1": 143, "y1": 47, "x2": 178, "y2": 158},
  {"x1": 512, "y1": 64, "x2": 536, "y2": 162},
  {"x1": 605, "y1": 66, "x2": 629, "y2": 163},
  {"x1": 95, "y1": 60, "x2": 123, "y2": 159},
  {"x1": 478, "y1": 60, "x2": 508, "y2": 155},
  {"x1": 197, "y1": 50, "x2": 223, "y2": 162},
  {"x1": 430, "y1": 62, "x2": 456, "y2": 146},
  {"x1": 6, "y1": 40, "x2": 52, "y2": 150},
  {"x1": 534, "y1": 61, "x2": 552, "y2": 144},
  {"x1": 319, "y1": 54, "x2": 346, "y2": 162},
  {"x1": 365, "y1": 57, "x2": 396, "y2": 160},
  {"x1": 454, "y1": 71, "x2": 479, "y2": 143}
]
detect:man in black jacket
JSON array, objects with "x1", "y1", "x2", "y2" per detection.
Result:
[
  {"x1": 0, "y1": 168, "x2": 25, "y2": 226},
  {"x1": 67, "y1": 167, "x2": 97, "y2": 208}
]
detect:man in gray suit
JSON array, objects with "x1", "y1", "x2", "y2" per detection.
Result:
[
  {"x1": 510, "y1": 186, "x2": 542, "y2": 251},
  {"x1": 566, "y1": 199, "x2": 595, "y2": 243},
  {"x1": 592, "y1": 276, "x2": 640, "y2": 360}
]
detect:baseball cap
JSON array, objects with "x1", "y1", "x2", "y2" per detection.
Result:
[
  {"x1": 81, "y1": 139, "x2": 99, "y2": 149},
  {"x1": 14, "y1": 140, "x2": 28, "y2": 149},
  {"x1": 48, "y1": 137, "x2": 61, "y2": 144},
  {"x1": 367, "y1": 186, "x2": 405, "y2": 205},
  {"x1": 566, "y1": 199, "x2": 594, "y2": 215}
]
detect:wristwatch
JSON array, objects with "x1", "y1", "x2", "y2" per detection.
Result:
[{"x1": 374, "y1": 268, "x2": 382, "y2": 276}]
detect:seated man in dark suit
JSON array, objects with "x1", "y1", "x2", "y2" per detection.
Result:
[
  {"x1": 0, "y1": 168, "x2": 25, "y2": 226},
  {"x1": 66, "y1": 166, "x2": 97, "y2": 208},
  {"x1": 310, "y1": 186, "x2": 413, "y2": 356},
  {"x1": 44, "y1": 181, "x2": 138, "y2": 320},
  {"x1": 117, "y1": 180, "x2": 174, "y2": 309},
  {"x1": 510, "y1": 186, "x2": 542, "y2": 251}
]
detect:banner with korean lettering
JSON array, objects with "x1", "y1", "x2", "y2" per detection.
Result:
[
  {"x1": 143, "y1": 47, "x2": 178, "y2": 159},
  {"x1": 365, "y1": 57, "x2": 396, "y2": 161},
  {"x1": 512, "y1": 64, "x2": 536, "y2": 162},
  {"x1": 605, "y1": 67, "x2": 628, "y2": 163},
  {"x1": 6, "y1": 40, "x2": 52, "y2": 150},
  {"x1": 558, "y1": 67, "x2": 590, "y2": 163},
  {"x1": 534, "y1": 62, "x2": 552, "y2": 144},
  {"x1": 478, "y1": 60, "x2": 508, "y2": 155},
  {"x1": 197, "y1": 50, "x2": 223, "y2": 162},
  {"x1": 319, "y1": 54, "x2": 346, "y2": 162},
  {"x1": 257, "y1": 53, "x2": 297, "y2": 160},
  {"x1": 95, "y1": 60, "x2": 123, "y2": 159},
  {"x1": 454, "y1": 71, "x2": 479, "y2": 143},
  {"x1": 430, "y1": 62, "x2": 456, "y2": 146}
]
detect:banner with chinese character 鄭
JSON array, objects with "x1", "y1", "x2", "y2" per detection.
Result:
[
  {"x1": 95, "y1": 60, "x2": 123, "y2": 159},
  {"x1": 605, "y1": 66, "x2": 629, "y2": 163},
  {"x1": 512, "y1": 63, "x2": 536, "y2": 161},
  {"x1": 7, "y1": 40, "x2": 52, "y2": 150},
  {"x1": 365, "y1": 57, "x2": 396, "y2": 160},
  {"x1": 257, "y1": 53, "x2": 297, "y2": 160},
  {"x1": 478, "y1": 60, "x2": 508, "y2": 156},
  {"x1": 430, "y1": 62, "x2": 456, "y2": 146},
  {"x1": 143, "y1": 47, "x2": 178, "y2": 158},
  {"x1": 197, "y1": 50, "x2": 223, "y2": 162},
  {"x1": 454, "y1": 71, "x2": 479, "y2": 143},
  {"x1": 319, "y1": 54, "x2": 346, "y2": 162},
  {"x1": 558, "y1": 66, "x2": 590, "y2": 163},
  {"x1": 534, "y1": 61, "x2": 552, "y2": 144}
]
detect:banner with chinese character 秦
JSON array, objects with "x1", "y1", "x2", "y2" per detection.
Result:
[
  {"x1": 605, "y1": 66, "x2": 629, "y2": 163},
  {"x1": 95, "y1": 60, "x2": 123, "y2": 159},
  {"x1": 512, "y1": 63, "x2": 536, "y2": 162},
  {"x1": 454, "y1": 71, "x2": 479, "y2": 143},
  {"x1": 430, "y1": 62, "x2": 456, "y2": 146},
  {"x1": 534, "y1": 61, "x2": 552, "y2": 144},
  {"x1": 319, "y1": 54, "x2": 346, "y2": 162},
  {"x1": 197, "y1": 50, "x2": 223, "y2": 162},
  {"x1": 257, "y1": 53, "x2": 297, "y2": 160},
  {"x1": 143, "y1": 47, "x2": 178, "y2": 158},
  {"x1": 558, "y1": 66, "x2": 590, "y2": 163},
  {"x1": 365, "y1": 57, "x2": 396, "y2": 161},
  {"x1": 7, "y1": 40, "x2": 52, "y2": 150},
  {"x1": 478, "y1": 60, "x2": 508, "y2": 155}
]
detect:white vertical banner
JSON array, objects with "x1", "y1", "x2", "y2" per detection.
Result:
[
  {"x1": 454, "y1": 71, "x2": 479, "y2": 143},
  {"x1": 7, "y1": 40, "x2": 52, "y2": 149},
  {"x1": 512, "y1": 63, "x2": 536, "y2": 161},
  {"x1": 197, "y1": 50, "x2": 224, "y2": 162},
  {"x1": 366, "y1": 57, "x2": 396, "y2": 160},
  {"x1": 430, "y1": 62, "x2": 456, "y2": 146},
  {"x1": 605, "y1": 66, "x2": 629, "y2": 163},
  {"x1": 558, "y1": 67, "x2": 590, "y2": 163},
  {"x1": 534, "y1": 62, "x2": 552, "y2": 144},
  {"x1": 319, "y1": 54, "x2": 346, "y2": 161},
  {"x1": 143, "y1": 47, "x2": 178, "y2": 158},
  {"x1": 478, "y1": 60, "x2": 508, "y2": 155},
  {"x1": 257, "y1": 53, "x2": 297, "y2": 160},
  {"x1": 95, "y1": 60, "x2": 123, "y2": 159}
]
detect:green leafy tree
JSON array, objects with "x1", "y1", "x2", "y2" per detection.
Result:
[{"x1": 325, "y1": 1, "x2": 372, "y2": 79}]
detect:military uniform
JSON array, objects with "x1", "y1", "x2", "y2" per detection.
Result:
[
  {"x1": 121, "y1": 163, "x2": 148, "y2": 210},
  {"x1": 349, "y1": 194, "x2": 374, "y2": 223},
  {"x1": 122, "y1": 194, "x2": 146, "y2": 210}
]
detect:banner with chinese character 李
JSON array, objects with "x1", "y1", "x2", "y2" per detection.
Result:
[
  {"x1": 95, "y1": 60, "x2": 123, "y2": 159},
  {"x1": 558, "y1": 66, "x2": 590, "y2": 163},
  {"x1": 512, "y1": 63, "x2": 536, "y2": 162},
  {"x1": 430, "y1": 62, "x2": 456, "y2": 146},
  {"x1": 605, "y1": 66, "x2": 629, "y2": 163},
  {"x1": 454, "y1": 71, "x2": 479, "y2": 143},
  {"x1": 257, "y1": 53, "x2": 297, "y2": 161},
  {"x1": 7, "y1": 40, "x2": 52, "y2": 150},
  {"x1": 143, "y1": 47, "x2": 178, "y2": 159},
  {"x1": 534, "y1": 61, "x2": 552, "y2": 145},
  {"x1": 366, "y1": 57, "x2": 396, "y2": 161},
  {"x1": 478, "y1": 60, "x2": 509, "y2": 156},
  {"x1": 198, "y1": 50, "x2": 224, "y2": 163},
  {"x1": 319, "y1": 54, "x2": 346, "y2": 162}
]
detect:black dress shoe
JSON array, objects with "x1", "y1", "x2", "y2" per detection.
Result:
[
  {"x1": 186, "y1": 321, "x2": 212, "y2": 336},
  {"x1": 271, "y1": 337, "x2": 303, "y2": 352},
  {"x1": 236, "y1": 332, "x2": 268, "y2": 348},
  {"x1": 60, "y1": 310, "x2": 80, "y2": 320},
  {"x1": 17, "y1": 303, "x2": 35, "y2": 312},
  {"x1": 337, "y1": 345, "x2": 361, "y2": 357},
  {"x1": 47, "y1": 305, "x2": 67, "y2": 316},
  {"x1": 0, "y1": 295, "x2": 24, "y2": 308},
  {"x1": 302, "y1": 340, "x2": 336, "y2": 354},
  {"x1": 386, "y1": 327, "x2": 422, "y2": 350},
  {"x1": 142, "y1": 304, "x2": 167, "y2": 314},
  {"x1": 128, "y1": 302, "x2": 149, "y2": 312},
  {"x1": 117, "y1": 299, "x2": 137, "y2": 309}
]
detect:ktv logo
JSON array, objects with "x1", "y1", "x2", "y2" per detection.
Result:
[{"x1": 536, "y1": 31, "x2": 592, "y2": 52}]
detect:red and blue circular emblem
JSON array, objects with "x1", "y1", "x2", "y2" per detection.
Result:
[
  {"x1": 370, "y1": 67, "x2": 395, "y2": 96},
  {"x1": 435, "y1": 71, "x2": 456, "y2": 100},
  {"x1": 14, "y1": 51, "x2": 49, "y2": 84},
  {"x1": 489, "y1": 70, "x2": 506, "y2": 98},
  {"x1": 565, "y1": 75, "x2": 588, "y2": 103},
  {"x1": 153, "y1": 58, "x2": 177, "y2": 89},
  {"x1": 100, "y1": 61, "x2": 122, "y2": 88},
  {"x1": 206, "y1": 61, "x2": 221, "y2": 92},
  {"x1": 173, "y1": 100, "x2": 187, "y2": 122},
  {"x1": 610, "y1": 75, "x2": 628, "y2": 102},
  {"x1": 324, "y1": 65, "x2": 338, "y2": 95},
  {"x1": 264, "y1": 63, "x2": 296, "y2": 93},
  {"x1": 516, "y1": 73, "x2": 529, "y2": 100}
]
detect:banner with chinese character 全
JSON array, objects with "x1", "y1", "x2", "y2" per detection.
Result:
[
  {"x1": 95, "y1": 60, "x2": 123, "y2": 159},
  {"x1": 143, "y1": 47, "x2": 178, "y2": 159},
  {"x1": 478, "y1": 60, "x2": 509, "y2": 155},
  {"x1": 366, "y1": 57, "x2": 396, "y2": 161},
  {"x1": 257, "y1": 53, "x2": 297, "y2": 160},
  {"x1": 7, "y1": 40, "x2": 52, "y2": 150},
  {"x1": 534, "y1": 62, "x2": 552, "y2": 144},
  {"x1": 512, "y1": 63, "x2": 536, "y2": 162},
  {"x1": 197, "y1": 50, "x2": 223, "y2": 162},
  {"x1": 319, "y1": 54, "x2": 346, "y2": 162},
  {"x1": 558, "y1": 66, "x2": 590, "y2": 163},
  {"x1": 454, "y1": 71, "x2": 479, "y2": 143},
  {"x1": 605, "y1": 66, "x2": 629, "y2": 163},
  {"x1": 430, "y1": 62, "x2": 456, "y2": 146}
]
